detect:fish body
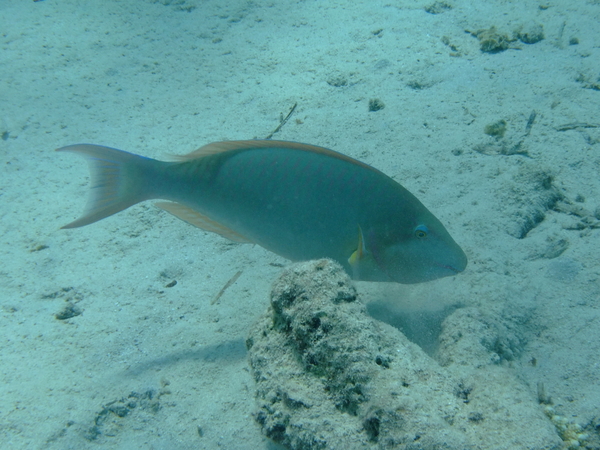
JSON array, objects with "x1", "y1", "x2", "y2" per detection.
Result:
[{"x1": 57, "y1": 140, "x2": 467, "y2": 283}]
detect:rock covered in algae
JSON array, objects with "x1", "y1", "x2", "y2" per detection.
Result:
[
  {"x1": 246, "y1": 259, "x2": 562, "y2": 450},
  {"x1": 246, "y1": 259, "x2": 467, "y2": 449}
]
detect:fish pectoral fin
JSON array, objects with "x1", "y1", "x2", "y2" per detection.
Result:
[
  {"x1": 348, "y1": 225, "x2": 368, "y2": 280},
  {"x1": 347, "y1": 227, "x2": 390, "y2": 282},
  {"x1": 348, "y1": 225, "x2": 366, "y2": 266},
  {"x1": 155, "y1": 202, "x2": 253, "y2": 243}
]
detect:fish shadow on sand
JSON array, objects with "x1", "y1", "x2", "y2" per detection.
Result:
[{"x1": 122, "y1": 338, "x2": 247, "y2": 377}]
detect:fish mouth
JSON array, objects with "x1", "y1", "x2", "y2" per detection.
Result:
[
  {"x1": 435, "y1": 263, "x2": 465, "y2": 276},
  {"x1": 435, "y1": 260, "x2": 466, "y2": 275},
  {"x1": 439, "y1": 263, "x2": 460, "y2": 274}
]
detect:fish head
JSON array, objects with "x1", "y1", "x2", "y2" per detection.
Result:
[{"x1": 368, "y1": 215, "x2": 467, "y2": 284}]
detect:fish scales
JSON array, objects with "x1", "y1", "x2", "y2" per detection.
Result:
[
  {"x1": 193, "y1": 149, "x2": 385, "y2": 254},
  {"x1": 171, "y1": 148, "x2": 367, "y2": 256},
  {"x1": 57, "y1": 140, "x2": 467, "y2": 283}
]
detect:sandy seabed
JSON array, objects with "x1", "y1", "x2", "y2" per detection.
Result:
[{"x1": 1, "y1": 0, "x2": 599, "y2": 449}]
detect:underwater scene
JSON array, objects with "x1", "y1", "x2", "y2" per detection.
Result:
[{"x1": 1, "y1": 0, "x2": 599, "y2": 449}]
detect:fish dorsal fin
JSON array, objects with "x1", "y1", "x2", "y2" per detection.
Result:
[
  {"x1": 167, "y1": 141, "x2": 248, "y2": 161},
  {"x1": 168, "y1": 140, "x2": 375, "y2": 171},
  {"x1": 155, "y1": 201, "x2": 253, "y2": 243}
]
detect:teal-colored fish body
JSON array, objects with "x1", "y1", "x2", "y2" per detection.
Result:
[{"x1": 57, "y1": 140, "x2": 467, "y2": 283}]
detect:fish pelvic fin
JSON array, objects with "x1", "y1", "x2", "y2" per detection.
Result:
[{"x1": 56, "y1": 144, "x2": 160, "y2": 228}]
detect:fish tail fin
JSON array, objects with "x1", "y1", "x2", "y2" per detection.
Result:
[{"x1": 56, "y1": 144, "x2": 160, "y2": 228}]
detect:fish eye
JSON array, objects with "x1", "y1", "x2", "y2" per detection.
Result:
[{"x1": 414, "y1": 224, "x2": 428, "y2": 238}]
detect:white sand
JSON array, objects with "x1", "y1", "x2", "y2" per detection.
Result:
[{"x1": 1, "y1": 0, "x2": 599, "y2": 448}]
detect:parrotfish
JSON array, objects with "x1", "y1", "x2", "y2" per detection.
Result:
[{"x1": 57, "y1": 140, "x2": 467, "y2": 283}]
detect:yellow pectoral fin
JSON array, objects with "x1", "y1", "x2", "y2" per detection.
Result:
[
  {"x1": 348, "y1": 249, "x2": 360, "y2": 266},
  {"x1": 155, "y1": 202, "x2": 253, "y2": 243},
  {"x1": 348, "y1": 225, "x2": 366, "y2": 278},
  {"x1": 347, "y1": 225, "x2": 393, "y2": 282}
]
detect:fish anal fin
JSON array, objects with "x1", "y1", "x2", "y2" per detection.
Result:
[{"x1": 155, "y1": 202, "x2": 253, "y2": 243}]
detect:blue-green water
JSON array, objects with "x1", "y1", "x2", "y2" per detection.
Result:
[{"x1": 1, "y1": 0, "x2": 599, "y2": 448}]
